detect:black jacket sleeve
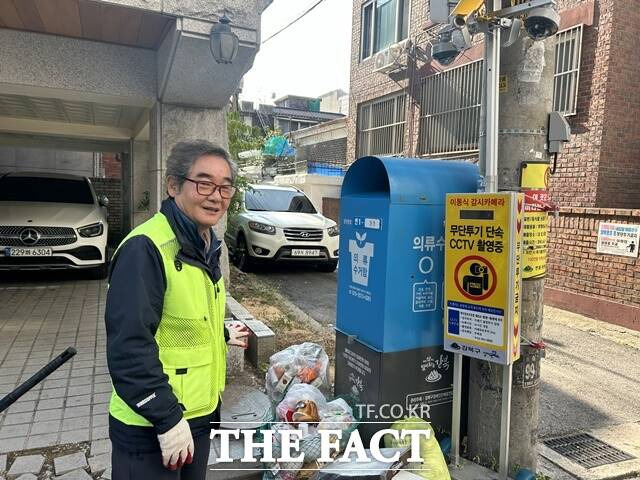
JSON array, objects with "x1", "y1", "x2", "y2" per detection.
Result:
[{"x1": 105, "y1": 235, "x2": 183, "y2": 434}]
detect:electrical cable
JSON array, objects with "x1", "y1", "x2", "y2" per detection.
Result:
[{"x1": 262, "y1": 0, "x2": 328, "y2": 44}]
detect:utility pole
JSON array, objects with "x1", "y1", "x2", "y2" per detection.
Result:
[{"x1": 466, "y1": 6, "x2": 556, "y2": 473}]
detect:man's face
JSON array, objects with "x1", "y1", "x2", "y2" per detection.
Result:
[{"x1": 168, "y1": 154, "x2": 233, "y2": 231}]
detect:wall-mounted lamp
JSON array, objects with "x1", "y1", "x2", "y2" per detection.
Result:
[{"x1": 210, "y1": 14, "x2": 239, "y2": 64}]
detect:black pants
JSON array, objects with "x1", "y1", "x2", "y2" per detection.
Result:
[{"x1": 111, "y1": 433, "x2": 211, "y2": 480}]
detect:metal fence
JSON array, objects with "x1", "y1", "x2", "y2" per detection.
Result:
[
  {"x1": 417, "y1": 59, "x2": 484, "y2": 156},
  {"x1": 553, "y1": 24, "x2": 583, "y2": 116},
  {"x1": 357, "y1": 93, "x2": 406, "y2": 157}
]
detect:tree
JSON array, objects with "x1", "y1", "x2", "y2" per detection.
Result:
[
  {"x1": 227, "y1": 111, "x2": 265, "y2": 164},
  {"x1": 226, "y1": 111, "x2": 265, "y2": 215}
]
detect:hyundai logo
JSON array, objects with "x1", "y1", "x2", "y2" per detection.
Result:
[
  {"x1": 20, "y1": 228, "x2": 40, "y2": 246},
  {"x1": 300, "y1": 232, "x2": 310, "y2": 238}
]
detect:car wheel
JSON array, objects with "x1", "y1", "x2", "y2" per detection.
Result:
[
  {"x1": 317, "y1": 260, "x2": 338, "y2": 273},
  {"x1": 90, "y1": 262, "x2": 109, "y2": 280},
  {"x1": 234, "y1": 235, "x2": 254, "y2": 272}
]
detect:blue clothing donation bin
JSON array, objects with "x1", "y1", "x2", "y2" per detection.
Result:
[{"x1": 334, "y1": 156, "x2": 478, "y2": 440}]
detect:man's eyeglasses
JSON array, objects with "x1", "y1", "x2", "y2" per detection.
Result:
[{"x1": 182, "y1": 177, "x2": 236, "y2": 199}]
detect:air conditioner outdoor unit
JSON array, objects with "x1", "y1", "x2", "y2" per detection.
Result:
[{"x1": 372, "y1": 39, "x2": 409, "y2": 74}]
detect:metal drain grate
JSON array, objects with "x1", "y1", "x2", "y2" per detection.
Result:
[{"x1": 544, "y1": 433, "x2": 635, "y2": 469}]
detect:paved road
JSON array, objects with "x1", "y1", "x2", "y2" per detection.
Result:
[
  {"x1": 540, "y1": 307, "x2": 640, "y2": 438},
  {"x1": 251, "y1": 265, "x2": 338, "y2": 326},
  {"x1": 254, "y1": 267, "x2": 640, "y2": 440}
]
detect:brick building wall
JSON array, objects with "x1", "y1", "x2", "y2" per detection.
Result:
[
  {"x1": 298, "y1": 138, "x2": 347, "y2": 166},
  {"x1": 347, "y1": 0, "x2": 430, "y2": 164},
  {"x1": 91, "y1": 178, "x2": 124, "y2": 247},
  {"x1": 544, "y1": 0, "x2": 640, "y2": 328},
  {"x1": 595, "y1": 0, "x2": 640, "y2": 208},
  {"x1": 549, "y1": 0, "x2": 607, "y2": 207}
]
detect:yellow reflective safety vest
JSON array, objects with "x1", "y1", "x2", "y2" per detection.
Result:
[{"x1": 109, "y1": 212, "x2": 227, "y2": 426}]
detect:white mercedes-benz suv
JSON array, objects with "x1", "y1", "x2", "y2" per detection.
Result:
[
  {"x1": 225, "y1": 184, "x2": 339, "y2": 272},
  {"x1": 0, "y1": 172, "x2": 109, "y2": 278}
]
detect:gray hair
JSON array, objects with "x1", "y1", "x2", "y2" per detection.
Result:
[{"x1": 165, "y1": 140, "x2": 237, "y2": 191}]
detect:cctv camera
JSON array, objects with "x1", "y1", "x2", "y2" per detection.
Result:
[
  {"x1": 524, "y1": 7, "x2": 560, "y2": 40},
  {"x1": 432, "y1": 40, "x2": 460, "y2": 66}
]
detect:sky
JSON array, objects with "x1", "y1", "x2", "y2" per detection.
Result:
[{"x1": 240, "y1": 0, "x2": 353, "y2": 104}]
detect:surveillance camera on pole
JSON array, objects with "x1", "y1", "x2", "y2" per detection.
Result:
[
  {"x1": 429, "y1": 0, "x2": 559, "y2": 66},
  {"x1": 524, "y1": 7, "x2": 560, "y2": 39}
]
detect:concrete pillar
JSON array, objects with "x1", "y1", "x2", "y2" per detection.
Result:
[
  {"x1": 132, "y1": 140, "x2": 152, "y2": 228},
  {"x1": 467, "y1": 32, "x2": 555, "y2": 473},
  {"x1": 149, "y1": 102, "x2": 231, "y2": 282}
]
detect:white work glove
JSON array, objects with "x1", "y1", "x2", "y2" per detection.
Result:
[
  {"x1": 157, "y1": 418, "x2": 194, "y2": 469},
  {"x1": 227, "y1": 322, "x2": 249, "y2": 348}
]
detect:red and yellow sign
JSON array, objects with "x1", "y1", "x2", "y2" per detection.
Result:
[
  {"x1": 444, "y1": 193, "x2": 523, "y2": 365},
  {"x1": 520, "y1": 162, "x2": 551, "y2": 279}
]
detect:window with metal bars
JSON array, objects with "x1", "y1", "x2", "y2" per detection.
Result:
[
  {"x1": 416, "y1": 25, "x2": 584, "y2": 156},
  {"x1": 417, "y1": 60, "x2": 484, "y2": 156},
  {"x1": 357, "y1": 93, "x2": 406, "y2": 157},
  {"x1": 554, "y1": 24, "x2": 583, "y2": 116}
]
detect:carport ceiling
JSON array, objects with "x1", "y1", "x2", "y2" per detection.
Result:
[
  {"x1": 0, "y1": 92, "x2": 149, "y2": 142},
  {"x1": 0, "y1": 0, "x2": 173, "y2": 49},
  {"x1": 0, "y1": 93, "x2": 145, "y2": 129}
]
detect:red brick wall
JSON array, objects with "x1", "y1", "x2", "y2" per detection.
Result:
[
  {"x1": 102, "y1": 153, "x2": 122, "y2": 179},
  {"x1": 546, "y1": 207, "x2": 640, "y2": 329},
  {"x1": 549, "y1": 0, "x2": 640, "y2": 210},
  {"x1": 91, "y1": 178, "x2": 124, "y2": 246},
  {"x1": 595, "y1": 0, "x2": 640, "y2": 208},
  {"x1": 549, "y1": 1, "x2": 608, "y2": 207}
]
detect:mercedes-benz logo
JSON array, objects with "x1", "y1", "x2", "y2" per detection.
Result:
[
  {"x1": 20, "y1": 228, "x2": 40, "y2": 246},
  {"x1": 300, "y1": 232, "x2": 310, "y2": 238}
]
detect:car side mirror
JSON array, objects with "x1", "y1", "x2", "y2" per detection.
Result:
[{"x1": 98, "y1": 195, "x2": 109, "y2": 208}]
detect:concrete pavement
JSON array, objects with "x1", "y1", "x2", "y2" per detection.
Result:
[{"x1": 0, "y1": 277, "x2": 109, "y2": 453}]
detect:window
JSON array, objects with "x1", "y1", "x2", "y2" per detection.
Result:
[
  {"x1": 418, "y1": 60, "x2": 483, "y2": 156},
  {"x1": 0, "y1": 176, "x2": 94, "y2": 204},
  {"x1": 361, "y1": 0, "x2": 409, "y2": 60},
  {"x1": 554, "y1": 24, "x2": 583, "y2": 116},
  {"x1": 357, "y1": 93, "x2": 406, "y2": 157},
  {"x1": 245, "y1": 189, "x2": 316, "y2": 213}
]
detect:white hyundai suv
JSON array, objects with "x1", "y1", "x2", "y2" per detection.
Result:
[
  {"x1": 0, "y1": 172, "x2": 109, "y2": 278},
  {"x1": 225, "y1": 184, "x2": 339, "y2": 272}
]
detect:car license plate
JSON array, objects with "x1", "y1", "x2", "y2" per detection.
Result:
[
  {"x1": 291, "y1": 249, "x2": 320, "y2": 257},
  {"x1": 5, "y1": 247, "x2": 53, "y2": 257}
]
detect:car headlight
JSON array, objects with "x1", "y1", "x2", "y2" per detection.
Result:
[
  {"x1": 78, "y1": 222, "x2": 104, "y2": 238},
  {"x1": 248, "y1": 221, "x2": 276, "y2": 235},
  {"x1": 327, "y1": 225, "x2": 339, "y2": 237}
]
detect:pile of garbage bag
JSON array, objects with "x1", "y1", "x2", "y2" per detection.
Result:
[{"x1": 262, "y1": 343, "x2": 357, "y2": 480}]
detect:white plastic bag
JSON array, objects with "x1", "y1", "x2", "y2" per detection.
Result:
[
  {"x1": 275, "y1": 383, "x2": 328, "y2": 423},
  {"x1": 265, "y1": 343, "x2": 329, "y2": 401}
]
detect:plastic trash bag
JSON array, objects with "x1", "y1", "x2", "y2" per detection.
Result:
[
  {"x1": 311, "y1": 448, "x2": 410, "y2": 479},
  {"x1": 383, "y1": 417, "x2": 450, "y2": 480},
  {"x1": 266, "y1": 343, "x2": 329, "y2": 401},
  {"x1": 276, "y1": 383, "x2": 328, "y2": 426}
]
